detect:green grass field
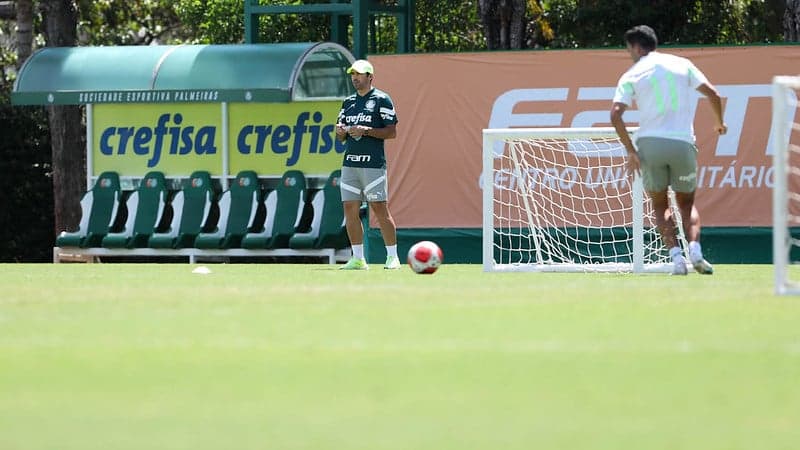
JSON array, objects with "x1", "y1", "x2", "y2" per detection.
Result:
[{"x1": 1, "y1": 263, "x2": 799, "y2": 450}]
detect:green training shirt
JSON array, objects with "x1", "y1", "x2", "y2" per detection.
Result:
[{"x1": 337, "y1": 87, "x2": 398, "y2": 169}]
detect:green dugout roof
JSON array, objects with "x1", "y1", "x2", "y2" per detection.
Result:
[{"x1": 12, "y1": 42, "x2": 355, "y2": 105}]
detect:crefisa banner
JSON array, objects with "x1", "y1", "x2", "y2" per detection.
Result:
[
  {"x1": 373, "y1": 46, "x2": 799, "y2": 228},
  {"x1": 92, "y1": 101, "x2": 346, "y2": 178}
]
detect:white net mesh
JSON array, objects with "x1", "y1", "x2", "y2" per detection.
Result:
[
  {"x1": 484, "y1": 128, "x2": 676, "y2": 273},
  {"x1": 772, "y1": 76, "x2": 800, "y2": 294}
]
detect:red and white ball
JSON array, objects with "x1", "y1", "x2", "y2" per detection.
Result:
[{"x1": 407, "y1": 241, "x2": 444, "y2": 274}]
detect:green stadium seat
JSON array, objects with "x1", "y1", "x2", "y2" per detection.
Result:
[
  {"x1": 241, "y1": 170, "x2": 306, "y2": 249},
  {"x1": 101, "y1": 171, "x2": 168, "y2": 249},
  {"x1": 194, "y1": 171, "x2": 261, "y2": 249},
  {"x1": 55, "y1": 171, "x2": 122, "y2": 248},
  {"x1": 148, "y1": 171, "x2": 215, "y2": 249},
  {"x1": 289, "y1": 170, "x2": 348, "y2": 250}
]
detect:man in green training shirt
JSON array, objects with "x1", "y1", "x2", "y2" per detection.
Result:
[{"x1": 335, "y1": 59, "x2": 401, "y2": 270}]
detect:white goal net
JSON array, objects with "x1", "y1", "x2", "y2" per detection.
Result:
[
  {"x1": 482, "y1": 127, "x2": 683, "y2": 273},
  {"x1": 772, "y1": 76, "x2": 800, "y2": 295}
]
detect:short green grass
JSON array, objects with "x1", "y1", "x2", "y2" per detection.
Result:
[{"x1": 1, "y1": 264, "x2": 799, "y2": 450}]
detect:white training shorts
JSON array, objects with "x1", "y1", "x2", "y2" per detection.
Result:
[
  {"x1": 340, "y1": 166, "x2": 389, "y2": 202},
  {"x1": 635, "y1": 136, "x2": 698, "y2": 193}
]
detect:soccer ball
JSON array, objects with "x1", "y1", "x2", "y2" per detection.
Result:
[{"x1": 407, "y1": 241, "x2": 444, "y2": 274}]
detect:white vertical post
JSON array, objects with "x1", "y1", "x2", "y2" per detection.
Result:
[
  {"x1": 482, "y1": 130, "x2": 495, "y2": 272},
  {"x1": 85, "y1": 103, "x2": 94, "y2": 191},
  {"x1": 221, "y1": 102, "x2": 230, "y2": 190},
  {"x1": 772, "y1": 78, "x2": 790, "y2": 294},
  {"x1": 631, "y1": 174, "x2": 644, "y2": 273}
]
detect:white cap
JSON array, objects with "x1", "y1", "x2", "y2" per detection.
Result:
[{"x1": 346, "y1": 59, "x2": 374, "y2": 75}]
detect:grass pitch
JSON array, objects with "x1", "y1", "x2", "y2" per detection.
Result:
[{"x1": 1, "y1": 263, "x2": 799, "y2": 450}]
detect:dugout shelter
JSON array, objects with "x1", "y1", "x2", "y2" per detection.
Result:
[
  {"x1": 12, "y1": 41, "x2": 355, "y2": 189},
  {"x1": 12, "y1": 42, "x2": 356, "y2": 262}
]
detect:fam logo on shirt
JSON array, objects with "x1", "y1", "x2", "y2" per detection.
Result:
[{"x1": 365, "y1": 100, "x2": 376, "y2": 112}]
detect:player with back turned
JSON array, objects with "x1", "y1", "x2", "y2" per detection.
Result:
[
  {"x1": 335, "y1": 59, "x2": 401, "y2": 270},
  {"x1": 610, "y1": 25, "x2": 727, "y2": 276}
]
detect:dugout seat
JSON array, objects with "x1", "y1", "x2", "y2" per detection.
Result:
[
  {"x1": 148, "y1": 171, "x2": 216, "y2": 249},
  {"x1": 101, "y1": 171, "x2": 168, "y2": 248},
  {"x1": 289, "y1": 170, "x2": 348, "y2": 250},
  {"x1": 194, "y1": 171, "x2": 262, "y2": 249},
  {"x1": 242, "y1": 170, "x2": 306, "y2": 249},
  {"x1": 55, "y1": 171, "x2": 122, "y2": 248}
]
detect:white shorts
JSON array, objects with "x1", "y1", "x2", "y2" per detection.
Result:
[
  {"x1": 340, "y1": 167, "x2": 388, "y2": 202},
  {"x1": 636, "y1": 137, "x2": 698, "y2": 193}
]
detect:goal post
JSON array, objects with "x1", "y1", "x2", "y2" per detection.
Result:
[
  {"x1": 482, "y1": 127, "x2": 681, "y2": 273},
  {"x1": 771, "y1": 76, "x2": 800, "y2": 295}
]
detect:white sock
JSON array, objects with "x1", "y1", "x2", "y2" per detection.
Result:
[
  {"x1": 688, "y1": 241, "x2": 703, "y2": 262},
  {"x1": 352, "y1": 244, "x2": 364, "y2": 260},
  {"x1": 386, "y1": 245, "x2": 397, "y2": 258},
  {"x1": 669, "y1": 246, "x2": 684, "y2": 261}
]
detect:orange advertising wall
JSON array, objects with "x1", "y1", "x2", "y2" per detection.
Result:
[{"x1": 371, "y1": 46, "x2": 799, "y2": 228}]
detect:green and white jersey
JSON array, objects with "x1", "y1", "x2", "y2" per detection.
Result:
[
  {"x1": 337, "y1": 87, "x2": 398, "y2": 169},
  {"x1": 613, "y1": 51, "x2": 709, "y2": 144}
]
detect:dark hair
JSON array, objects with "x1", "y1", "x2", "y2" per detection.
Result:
[{"x1": 624, "y1": 25, "x2": 657, "y2": 51}]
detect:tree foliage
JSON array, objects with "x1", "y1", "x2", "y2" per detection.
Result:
[
  {"x1": 543, "y1": 0, "x2": 785, "y2": 48},
  {"x1": 174, "y1": 0, "x2": 245, "y2": 44},
  {"x1": 218, "y1": 1, "x2": 787, "y2": 53},
  {"x1": 786, "y1": 0, "x2": 800, "y2": 41},
  {"x1": 76, "y1": 0, "x2": 190, "y2": 45},
  {"x1": 358, "y1": 0, "x2": 485, "y2": 53},
  {"x1": 478, "y1": 0, "x2": 527, "y2": 50},
  {"x1": 0, "y1": 66, "x2": 52, "y2": 262},
  {"x1": 409, "y1": 0, "x2": 485, "y2": 52}
]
